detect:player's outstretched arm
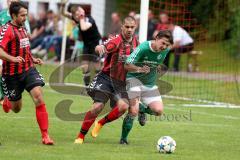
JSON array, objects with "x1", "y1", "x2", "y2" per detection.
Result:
[
  {"x1": 0, "y1": 48, "x2": 25, "y2": 63},
  {"x1": 60, "y1": 0, "x2": 72, "y2": 19},
  {"x1": 125, "y1": 63, "x2": 150, "y2": 73}
]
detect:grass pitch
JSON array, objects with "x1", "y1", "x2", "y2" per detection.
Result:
[
  {"x1": 0, "y1": 61, "x2": 240, "y2": 160},
  {"x1": 0, "y1": 85, "x2": 239, "y2": 160}
]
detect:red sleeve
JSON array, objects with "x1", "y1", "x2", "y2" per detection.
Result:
[
  {"x1": 103, "y1": 35, "x2": 121, "y2": 53},
  {"x1": 0, "y1": 25, "x2": 12, "y2": 50},
  {"x1": 156, "y1": 24, "x2": 169, "y2": 31},
  {"x1": 155, "y1": 23, "x2": 160, "y2": 30}
]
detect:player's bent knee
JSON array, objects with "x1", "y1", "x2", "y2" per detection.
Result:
[
  {"x1": 130, "y1": 109, "x2": 138, "y2": 117},
  {"x1": 119, "y1": 103, "x2": 129, "y2": 112},
  {"x1": 92, "y1": 102, "x2": 104, "y2": 115},
  {"x1": 9, "y1": 99, "x2": 22, "y2": 113},
  {"x1": 154, "y1": 108, "x2": 164, "y2": 116},
  {"x1": 12, "y1": 106, "x2": 22, "y2": 113},
  {"x1": 33, "y1": 93, "x2": 44, "y2": 105}
]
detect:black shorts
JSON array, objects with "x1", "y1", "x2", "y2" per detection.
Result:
[
  {"x1": 2, "y1": 67, "x2": 45, "y2": 101},
  {"x1": 82, "y1": 41, "x2": 101, "y2": 62},
  {"x1": 87, "y1": 72, "x2": 128, "y2": 105}
]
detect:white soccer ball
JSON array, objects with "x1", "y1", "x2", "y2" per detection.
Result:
[{"x1": 156, "y1": 136, "x2": 176, "y2": 153}]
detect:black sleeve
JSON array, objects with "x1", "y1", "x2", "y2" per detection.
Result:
[{"x1": 87, "y1": 16, "x2": 95, "y2": 25}]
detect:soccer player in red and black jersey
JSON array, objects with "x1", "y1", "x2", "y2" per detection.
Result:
[
  {"x1": 74, "y1": 16, "x2": 139, "y2": 144},
  {"x1": 0, "y1": 1, "x2": 54, "y2": 145}
]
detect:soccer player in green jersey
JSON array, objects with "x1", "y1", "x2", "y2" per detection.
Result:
[{"x1": 120, "y1": 30, "x2": 173, "y2": 144}]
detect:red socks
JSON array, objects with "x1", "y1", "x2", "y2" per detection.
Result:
[
  {"x1": 36, "y1": 103, "x2": 49, "y2": 138},
  {"x1": 2, "y1": 97, "x2": 12, "y2": 113},
  {"x1": 98, "y1": 106, "x2": 123, "y2": 126},
  {"x1": 78, "y1": 105, "x2": 126, "y2": 139},
  {"x1": 78, "y1": 111, "x2": 97, "y2": 139}
]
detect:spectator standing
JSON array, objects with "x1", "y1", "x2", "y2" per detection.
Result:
[
  {"x1": 61, "y1": 3, "x2": 102, "y2": 86},
  {"x1": 169, "y1": 23, "x2": 194, "y2": 71},
  {"x1": 108, "y1": 12, "x2": 121, "y2": 38},
  {"x1": 147, "y1": 10, "x2": 157, "y2": 40}
]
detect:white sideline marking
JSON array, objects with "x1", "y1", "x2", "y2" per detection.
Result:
[
  {"x1": 182, "y1": 104, "x2": 240, "y2": 109},
  {"x1": 44, "y1": 83, "x2": 240, "y2": 108},
  {"x1": 167, "y1": 107, "x2": 240, "y2": 120},
  {"x1": 167, "y1": 103, "x2": 240, "y2": 109},
  {"x1": 163, "y1": 95, "x2": 240, "y2": 108},
  {"x1": 149, "y1": 121, "x2": 232, "y2": 128},
  {"x1": 1, "y1": 106, "x2": 238, "y2": 122}
]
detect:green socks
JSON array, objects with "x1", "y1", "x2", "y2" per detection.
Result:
[
  {"x1": 121, "y1": 114, "x2": 135, "y2": 141},
  {"x1": 139, "y1": 103, "x2": 156, "y2": 115},
  {"x1": 121, "y1": 103, "x2": 157, "y2": 141}
]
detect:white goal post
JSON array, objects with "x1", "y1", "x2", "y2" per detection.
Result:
[{"x1": 139, "y1": 0, "x2": 149, "y2": 43}]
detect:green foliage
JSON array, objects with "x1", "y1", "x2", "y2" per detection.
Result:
[
  {"x1": 190, "y1": 0, "x2": 240, "y2": 56},
  {"x1": 228, "y1": 2, "x2": 240, "y2": 57},
  {"x1": 190, "y1": 0, "x2": 229, "y2": 41},
  {"x1": 190, "y1": 0, "x2": 215, "y2": 25}
]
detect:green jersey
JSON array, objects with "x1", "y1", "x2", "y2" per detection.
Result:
[
  {"x1": 0, "y1": 9, "x2": 31, "y2": 33},
  {"x1": 126, "y1": 41, "x2": 170, "y2": 87}
]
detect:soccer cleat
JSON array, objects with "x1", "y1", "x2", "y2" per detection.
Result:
[
  {"x1": 42, "y1": 135, "x2": 54, "y2": 145},
  {"x1": 74, "y1": 138, "x2": 84, "y2": 144},
  {"x1": 2, "y1": 97, "x2": 11, "y2": 113},
  {"x1": 119, "y1": 139, "x2": 129, "y2": 145},
  {"x1": 138, "y1": 112, "x2": 146, "y2": 126},
  {"x1": 91, "y1": 122, "x2": 102, "y2": 138}
]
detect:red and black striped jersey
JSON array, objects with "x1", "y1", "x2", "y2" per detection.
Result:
[
  {"x1": 102, "y1": 34, "x2": 139, "y2": 81},
  {"x1": 0, "y1": 22, "x2": 33, "y2": 76}
]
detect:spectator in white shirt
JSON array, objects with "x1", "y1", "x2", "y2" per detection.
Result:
[{"x1": 169, "y1": 23, "x2": 194, "y2": 71}]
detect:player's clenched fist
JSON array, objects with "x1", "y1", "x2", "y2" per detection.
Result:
[
  {"x1": 33, "y1": 58, "x2": 44, "y2": 65},
  {"x1": 12, "y1": 56, "x2": 25, "y2": 63}
]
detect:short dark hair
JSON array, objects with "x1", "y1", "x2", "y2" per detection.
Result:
[
  {"x1": 70, "y1": 5, "x2": 83, "y2": 15},
  {"x1": 47, "y1": 10, "x2": 54, "y2": 14},
  {"x1": 155, "y1": 30, "x2": 173, "y2": 44},
  {"x1": 123, "y1": 16, "x2": 136, "y2": 24},
  {"x1": 70, "y1": 6, "x2": 77, "y2": 14},
  {"x1": 9, "y1": 1, "x2": 28, "y2": 18}
]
